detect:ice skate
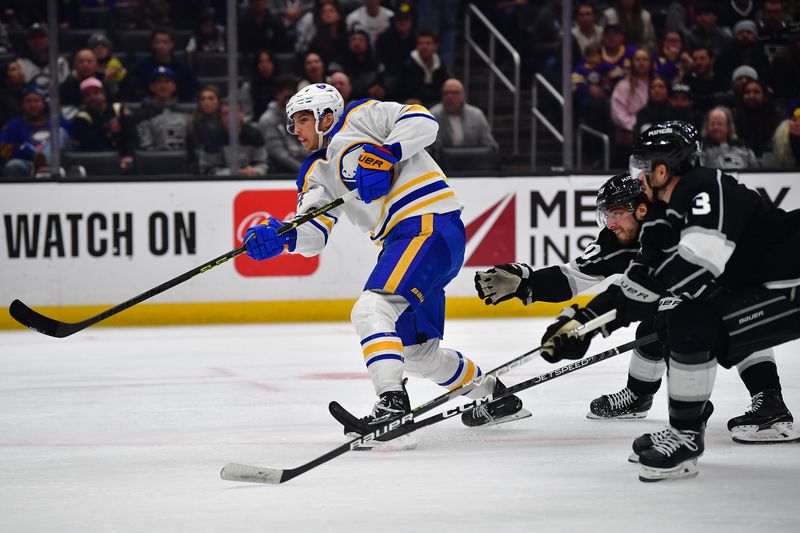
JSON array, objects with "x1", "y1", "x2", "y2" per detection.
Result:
[
  {"x1": 461, "y1": 380, "x2": 531, "y2": 427},
  {"x1": 638, "y1": 427, "x2": 704, "y2": 482},
  {"x1": 629, "y1": 402, "x2": 713, "y2": 463},
  {"x1": 587, "y1": 387, "x2": 653, "y2": 419},
  {"x1": 727, "y1": 389, "x2": 800, "y2": 444},
  {"x1": 331, "y1": 390, "x2": 417, "y2": 451}
]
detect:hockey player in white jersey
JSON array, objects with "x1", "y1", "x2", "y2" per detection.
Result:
[{"x1": 242, "y1": 83, "x2": 530, "y2": 437}]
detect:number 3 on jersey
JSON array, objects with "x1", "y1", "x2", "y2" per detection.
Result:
[{"x1": 692, "y1": 192, "x2": 711, "y2": 215}]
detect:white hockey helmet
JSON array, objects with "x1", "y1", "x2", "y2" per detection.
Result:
[{"x1": 285, "y1": 83, "x2": 344, "y2": 147}]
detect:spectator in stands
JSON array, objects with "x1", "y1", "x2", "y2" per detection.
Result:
[
  {"x1": 72, "y1": 78, "x2": 135, "y2": 172},
  {"x1": 346, "y1": 0, "x2": 394, "y2": 45},
  {"x1": 132, "y1": 0, "x2": 171, "y2": 30},
  {"x1": 59, "y1": 50, "x2": 102, "y2": 117},
  {"x1": 758, "y1": 0, "x2": 789, "y2": 61},
  {"x1": 297, "y1": 52, "x2": 328, "y2": 90},
  {"x1": 0, "y1": 19, "x2": 11, "y2": 53},
  {"x1": 132, "y1": 28, "x2": 199, "y2": 103},
  {"x1": 88, "y1": 33, "x2": 132, "y2": 102},
  {"x1": 133, "y1": 66, "x2": 189, "y2": 152},
  {"x1": 687, "y1": 2, "x2": 734, "y2": 59},
  {"x1": 665, "y1": 82, "x2": 703, "y2": 129},
  {"x1": 766, "y1": 103, "x2": 800, "y2": 168},
  {"x1": 238, "y1": 0, "x2": 291, "y2": 56},
  {"x1": 530, "y1": 0, "x2": 564, "y2": 80},
  {"x1": 0, "y1": 86, "x2": 72, "y2": 177},
  {"x1": 186, "y1": 85, "x2": 223, "y2": 172},
  {"x1": 572, "y1": 3, "x2": 604, "y2": 61},
  {"x1": 718, "y1": 0, "x2": 757, "y2": 31},
  {"x1": 429, "y1": 78, "x2": 498, "y2": 160},
  {"x1": 572, "y1": 43, "x2": 617, "y2": 133},
  {"x1": 716, "y1": 19, "x2": 770, "y2": 82},
  {"x1": 196, "y1": 102, "x2": 268, "y2": 177},
  {"x1": 601, "y1": 0, "x2": 656, "y2": 53},
  {"x1": 270, "y1": 0, "x2": 314, "y2": 37},
  {"x1": 327, "y1": 70, "x2": 353, "y2": 107},
  {"x1": 726, "y1": 64, "x2": 760, "y2": 108},
  {"x1": 240, "y1": 50, "x2": 278, "y2": 123},
  {"x1": 653, "y1": 30, "x2": 692, "y2": 84},
  {"x1": 734, "y1": 79, "x2": 782, "y2": 160},
  {"x1": 701, "y1": 105, "x2": 759, "y2": 169},
  {"x1": 305, "y1": 0, "x2": 349, "y2": 66},
  {"x1": 415, "y1": 0, "x2": 460, "y2": 71},
  {"x1": 0, "y1": 60, "x2": 26, "y2": 128},
  {"x1": 398, "y1": 28, "x2": 448, "y2": 107},
  {"x1": 664, "y1": 0, "x2": 698, "y2": 36},
  {"x1": 685, "y1": 46, "x2": 730, "y2": 115},
  {"x1": 601, "y1": 23, "x2": 636, "y2": 77},
  {"x1": 634, "y1": 75, "x2": 670, "y2": 138},
  {"x1": 17, "y1": 23, "x2": 70, "y2": 94},
  {"x1": 376, "y1": 2, "x2": 416, "y2": 86},
  {"x1": 611, "y1": 47, "x2": 651, "y2": 147},
  {"x1": 769, "y1": 25, "x2": 800, "y2": 100},
  {"x1": 185, "y1": 8, "x2": 226, "y2": 59},
  {"x1": 258, "y1": 74, "x2": 306, "y2": 173},
  {"x1": 340, "y1": 28, "x2": 386, "y2": 100}
]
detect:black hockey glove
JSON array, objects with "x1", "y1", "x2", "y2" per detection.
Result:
[
  {"x1": 616, "y1": 264, "x2": 665, "y2": 327},
  {"x1": 474, "y1": 263, "x2": 534, "y2": 305},
  {"x1": 540, "y1": 304, "x2": 597, "y2": 364}
]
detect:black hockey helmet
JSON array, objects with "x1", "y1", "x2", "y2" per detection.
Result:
[
  {"x1": 630, "y1": 121, "x2": 701, "y2": 184},
  {"x1": 595, "y1": 171, "x2": 646, "y2": 227}
]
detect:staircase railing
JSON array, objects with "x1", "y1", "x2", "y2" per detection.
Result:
[
  {"x1": 531, "y1": 74, "x2": 564, "y2": 170},
  {"x1": 463, "y1": 3, "x2": 520, "y2": 155},
  {"x1": 577, "y1": 124, "x2": 611, "y2": 171}
]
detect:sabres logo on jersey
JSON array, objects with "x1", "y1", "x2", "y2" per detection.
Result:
[{"x1": 339, "y1": 142, "x2": 371, "y2": 191}]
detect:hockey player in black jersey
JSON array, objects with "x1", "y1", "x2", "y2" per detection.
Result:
[
  {"x1": 476, "y1": 171, "x2": 797, "y2": 442},
  {"x1": 563, "y1": 120, "x2": 800, "y2": 481}
]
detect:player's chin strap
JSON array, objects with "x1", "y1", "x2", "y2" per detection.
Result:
[
  {"x1": 645, "y1": 160, "x2": 674, "y2": 202},
  {"x1": 315, "y1": 113, "x2": 337, "y2": 150}
]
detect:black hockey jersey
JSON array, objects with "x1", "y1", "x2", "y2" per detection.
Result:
[
  {"x1": 643, "y1": 166, "x2": 800, "y2": 298},
  {"x1": 531, "y1": 227, "x2": 640, "y2": 302}
]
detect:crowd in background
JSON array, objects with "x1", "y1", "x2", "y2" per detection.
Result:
[{"x1": 1, "y1": 0, "x2": 800, "y2": 177}]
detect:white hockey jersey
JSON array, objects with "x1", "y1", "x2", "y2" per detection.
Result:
[{"x1": 289, "y1": 99, "x2": 463, "y2": 256}]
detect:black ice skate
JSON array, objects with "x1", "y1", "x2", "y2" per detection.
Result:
[
  {"x1": 461, "y1": 380, "x2": 532, "y2": 428},
  {"x1": 727, "y1": 389, "x2": 800, "y2": 444},
  {"x1": 638, "y1": 427, "x2": 704, "y2": 482},
  {"x1": 329, "y1": 389, "x2": 417, "y2": 451},
  {"x1": 587, "y1": 387, "x2": 653, "y2": 419},
  {"x1": 629, "y1": 401, "x2": 714, "y2": 463}
]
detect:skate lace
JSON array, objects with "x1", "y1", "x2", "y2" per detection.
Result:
[
  {"x1": 472, "y1": 404, "x2": 493, "y2": 422},
  {"x1": 607, "y1": 387, "x2": 637, "y2": 410},
  {"x1": 651, "y1": 428, "x2": 699, "y2": 456},
  {"x1": 648, "y1": 426, "x2": 673, "y2": 445},
  {"x1": 746, "y1": 392, "x2": 764, "y2": 414}
]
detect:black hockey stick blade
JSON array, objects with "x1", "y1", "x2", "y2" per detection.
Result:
[{"x1": 9, "y1": 190, "x2": 359, "y2": 338}]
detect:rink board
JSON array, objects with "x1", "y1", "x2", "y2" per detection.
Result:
[{"x1": 1, "y1": 172, "x2": 797, "y2": 328}]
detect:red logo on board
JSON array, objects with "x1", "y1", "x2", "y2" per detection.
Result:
[
  {"x1": 464, "y1": 193, "x2": 516, "y2": 266},
  {"x1": 233, "y1": 190, "x2": 320, "y2": 277}
]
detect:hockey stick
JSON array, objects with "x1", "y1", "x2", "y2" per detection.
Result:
[
  {"x1": 9, "y1": 189, "x2": 360, "y2": 338},
  {"x1": 220, "y1": 311, "x2": 627, "y2": 485}
]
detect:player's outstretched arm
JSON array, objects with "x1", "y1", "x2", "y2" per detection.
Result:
[{"x1": 474, "y1": 263, "x2": 535, "y2": 305}]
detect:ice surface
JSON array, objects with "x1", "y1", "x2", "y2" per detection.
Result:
[{"x1": 1, "y1": 319, "x2": 798, "y2": 533}]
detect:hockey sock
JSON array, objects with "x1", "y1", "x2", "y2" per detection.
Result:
[
  {"x1": 626, "y1": 347, "x2": 666, "y2": 396},
  {"x1": 404, "y1": 339, "x2": 493, "y2": 397},
  {"x1": 740, "y1": 360, "x2": 782, "y2": 397}
]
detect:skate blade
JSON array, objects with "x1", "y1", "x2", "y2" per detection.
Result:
[
  {"x1": 628, "y1": 452, "x2": 640, "y2": 464},
  {"x1": 480, "y1": 408, "x2": 533, "y2": 428},
  {"x1": 586, "y1": 411, "x2": 649, "y2": 420},
  {"x1": 638, "y1": 459, "x2": 699, "y2": 482},
  {"x1": 731, "y1": 422, "x2": 800, "y2": 444},
  {"x1": 345, "y1": 432, "x2": 418, "y2": 451}
]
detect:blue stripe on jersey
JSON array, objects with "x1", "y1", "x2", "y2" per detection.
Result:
[
  {"x1": 360, "y1": 332, "x2": 399, "y2": 345},
  {"x1": 308, "y1": 219, "x2": 329, "y2": 244},
  {"x1": 373, "y1": 180, "x2": 450, "y2": 240},
  {"x1": 365, "y1": 353, "x2": 404, "y2": 367},
  {"x1": 396, "y1": 113, "x2": 438, "y2": 123},
  {"x1": 295, "y1": 148, "x2": 327, "y2": 192},
  {"x1": 321, "y1": 212, "x2": 338, "y2": 223},
  {"x1": 438, "y1": 351, "x2": 465, "y2": 387}
]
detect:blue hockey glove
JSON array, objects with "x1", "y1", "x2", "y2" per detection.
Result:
[
  {"x1": 355, "y1": 143, "x2": 398, "y2": 204},
  {"x1": 244, "y1": 217, "x2": 291, "y2": 261},
  {"x1": 616, "y1": 264, "x2": 665, "y2": 327}
]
